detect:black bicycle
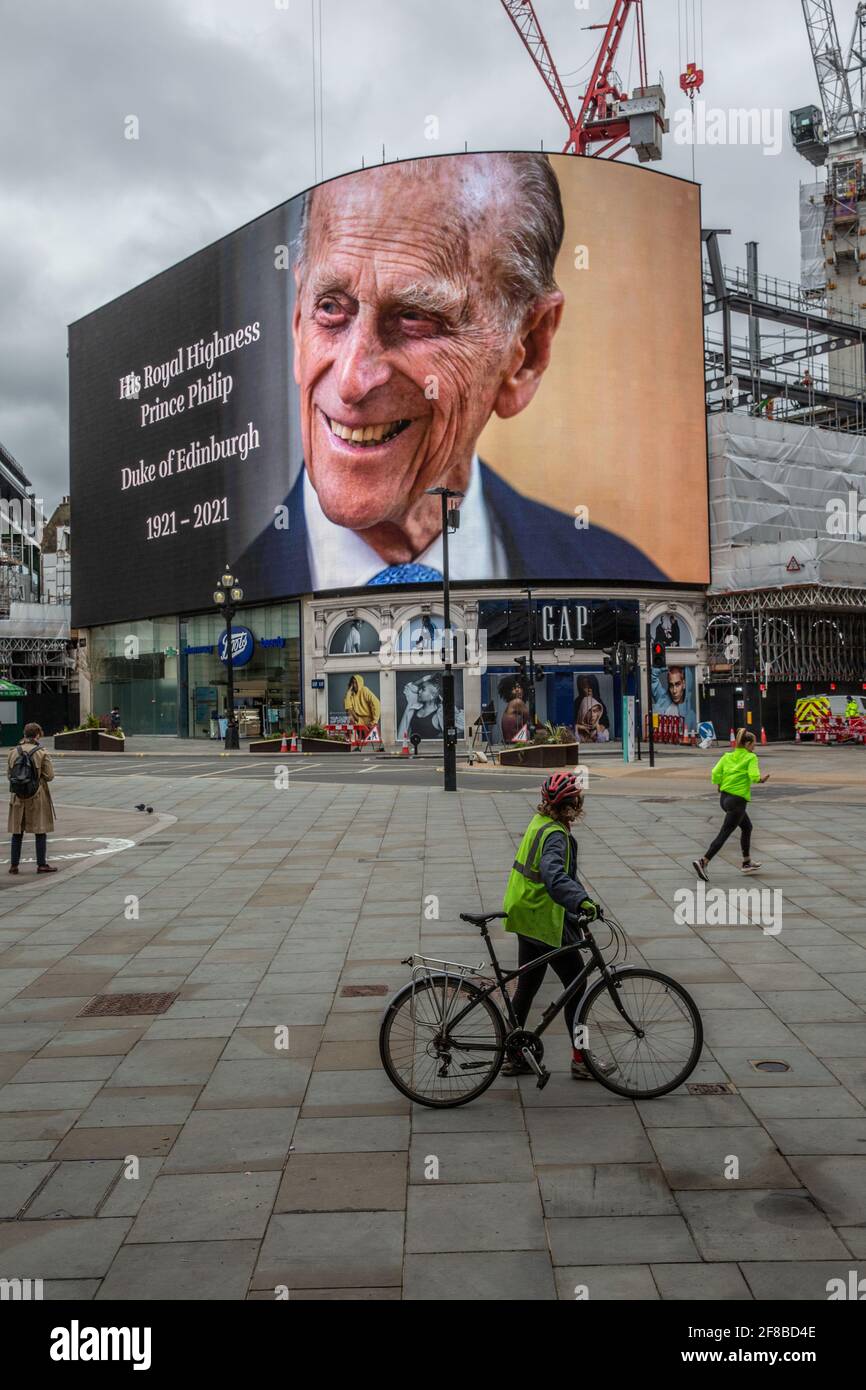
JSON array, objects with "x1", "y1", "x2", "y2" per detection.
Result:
[{"x1": 379, "y1": 909, "x2": 703, "y2": 1106}]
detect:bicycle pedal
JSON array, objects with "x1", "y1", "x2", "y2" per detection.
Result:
[{"x1": 535, "y1": 1068, "x2": 551, "y2": 1091}]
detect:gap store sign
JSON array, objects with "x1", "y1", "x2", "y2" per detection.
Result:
[{"x1": 479, "y1": 599, "x2": 640, "y2": 651}]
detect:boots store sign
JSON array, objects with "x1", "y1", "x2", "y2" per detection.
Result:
[{"x1": 217, "y1": 626, "x2": 255, "y2": 667}]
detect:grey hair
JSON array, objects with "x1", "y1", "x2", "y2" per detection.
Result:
[{"x1": 293, "y1": 152, "x2": 564, "y2": 333}]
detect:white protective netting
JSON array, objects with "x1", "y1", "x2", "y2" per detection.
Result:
[{"x1": 708, "y1": 413, "x2": 866, "y2": 590}]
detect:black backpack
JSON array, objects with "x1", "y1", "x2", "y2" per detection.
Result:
[{"x1": 8, "y1": 745, "x2": 40, "y2": 800}]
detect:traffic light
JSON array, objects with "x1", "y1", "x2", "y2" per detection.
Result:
[
  {"x1": 534, "y1": 665, "x2": 546, "y2": 684},
  {"x1": 514, "y1": 655, "x2": 527, "y2": 678},
  {"x1": 652, "y1": 638, "x2": 667, "y2": 669}
]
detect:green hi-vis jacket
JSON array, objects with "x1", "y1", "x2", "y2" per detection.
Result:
[{"x1": 502, "y1": 813, "x2": 574, "y2": 948}]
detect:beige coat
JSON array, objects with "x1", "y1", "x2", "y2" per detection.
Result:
[{"x1": 7, "y1": 741, "x2": 56, "y2": 834}]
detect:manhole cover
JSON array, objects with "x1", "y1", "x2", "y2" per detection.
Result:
[
  {"x1": 752, "y1": 1059, "x2": 790, "y2": 1073},
  {"x1": 78, "y1": 991, "x2": 178, "y2": 1017},
  {"x1": 340, "y1": 984, "x2": 388, "y2": 997},
  {"x1": 687, "y1": 1082, "x2": 738, "y2": 1095}
]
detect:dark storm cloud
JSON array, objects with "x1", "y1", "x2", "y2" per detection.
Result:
[{"x1": 0, "y1": 0, "x2": 840, "y2": 504}]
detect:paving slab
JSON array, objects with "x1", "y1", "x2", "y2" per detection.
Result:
[
  {"x1": 651, "y1": 1262, "x2": 753, "y2": 1300},
  {"x1": 786, "y1": 1155, "x2": 866, "y2": 1224},
  {"x1": 97, "y1": 1240, "x2": 260, "y2": 1300},
  {"x1": 648, "y1": 1126, "x2": 799, "y2": 1189},
  {"x1": 537, "y1": 1163, "x2": 677, "y2": 1218},
  {"x1": 0, "y1": 1161, "x2": 55, "y2": 1217},
  {"x1": 676, "y1": 1189, "x2": 849, "y2": 1261},
  {"x1": 405, "y1": 1182, "x2": 546, "y2": 1253},
  {"x1": 128, "y1": 1171, "x2": 281, "y2": 1243},
  {"x1": 547, "y1": 1215, "x2": 699, "y2": 1266},
  {"x1": 25, "y1": 1160, "x2": 120, "y2": 1218},
  {"x1": 405, "y1": 1250, "x2": 556, "y2": 1300},
  {"x1": 740, "y1": 1261, "x2": 866, "y2": 1300},
  {"x1": 162, "y1": 1108, "x2": 299, "y2": 1174},
  {"x1": 253, "y1": 1211, "x2": 404, "y2": 1289},
  {"x1": 275, "y1": 1151, "x2": 406, "y2": 1211},
  {"x1": 0, "y1": 1216, "x2": 131, "y2": 1278}
]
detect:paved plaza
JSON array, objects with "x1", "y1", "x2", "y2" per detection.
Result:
[{"x1": 1, "y1": 746, "x2": 865, "y2": 1300}]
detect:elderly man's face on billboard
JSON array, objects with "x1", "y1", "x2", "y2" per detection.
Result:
[{"x1": 292, "y1": 154, "x2": 564, "y2": 537}]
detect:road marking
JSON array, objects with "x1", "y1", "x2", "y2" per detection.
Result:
[{"x1": 6, "y1": 836, "x2": 136, "y2": 865}]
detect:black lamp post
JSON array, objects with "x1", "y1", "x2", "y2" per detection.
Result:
[
  {"x1": 522, "y1": 586, "x2": 536, "y2": 728},
  {"x1": 214, "y1": 569, "x2": 243, "y2": 750},
  {"x1": 425, "y1": 486, "x2": 463, "y2": 793}
]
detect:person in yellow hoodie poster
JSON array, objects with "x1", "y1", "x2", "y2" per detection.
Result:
[
  {"x1": 343, "y1": 674, "x2": 381, "y2": 729},
  {"x1": 693, "y1": 728, "x2": 769, "y2": 881}
]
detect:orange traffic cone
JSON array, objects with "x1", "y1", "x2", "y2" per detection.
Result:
[
  {"x1": 401, "y1": 732, "x2": 410, "y2": 757},
  {"x1": 280, "y1": 733, "x2": 288, "y2": 753},
  {"x1": 289, "y1": 732, "x2": 298, "y2": 754},
  {"x1": 761, "y1": 726, "x2": 768, "y2": 746},
  {"x1": 795, "y1": 728, "x2": 801, "y2": 743}
]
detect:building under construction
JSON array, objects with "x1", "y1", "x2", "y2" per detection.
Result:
[{"x1": 699, "y1": 1, "x2": 866, "y2": 738}]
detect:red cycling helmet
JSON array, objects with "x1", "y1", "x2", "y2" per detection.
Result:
[{"x1": 541, "y1": 771, "x2": 582, "y2": 808}]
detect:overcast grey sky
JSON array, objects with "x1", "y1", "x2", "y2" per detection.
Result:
[{"x1": 0, "y1": 0, "x2": 848, "y2": 506}]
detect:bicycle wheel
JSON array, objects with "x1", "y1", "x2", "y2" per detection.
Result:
[
  {"x1": 380, "y1": 975, "x2": 506, "y2": 1107},
  {"x1": 576, "y1": 968, "x2": 703, "y2": 1099}
]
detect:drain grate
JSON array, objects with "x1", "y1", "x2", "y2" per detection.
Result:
[
  {"x1": 78, "y1": 991, "x2": 178, "y2": 1017},
  {"x1": 340, "y1": 984, "x2": 388, "y2": 997},
  {"x1": 686, "y1": 1081, "x2": 738, "y2": 1095}
]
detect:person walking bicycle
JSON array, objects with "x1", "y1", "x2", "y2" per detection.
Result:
[
  {"x1": 693, "y1": 728, "x2": 769, "y2": 881},
  {"x1": 501, "y1": 771, "x2": 614, "y2": 1080},
  {"x1": 7, "y1": 723, "x2": 59, "y2": 875}
]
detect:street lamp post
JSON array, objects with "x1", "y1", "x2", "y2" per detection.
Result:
[
  {"x1": 214, "y1": 569, "x2": 244, "y2": 751},
  {"x1": 522, "y1": 586, "x2": 536, "y2": 728},
  {"x1": 426, "y1": 486, "x2": 464, "y2": 793}
]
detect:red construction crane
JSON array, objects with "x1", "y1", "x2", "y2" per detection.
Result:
[{"x1": 499, "y1": 0, "x2": 664, "y2": 161}]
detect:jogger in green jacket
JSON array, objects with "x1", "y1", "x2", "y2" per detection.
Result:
[{"x1": 693, "y1": 728, "x2": 770, "y2": 880}]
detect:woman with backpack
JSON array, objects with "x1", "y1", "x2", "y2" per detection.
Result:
[
  {"x1": 692, "y1": 727, "x2": 769, "y2": 881},
  {"x1": 7, "y1": 723, "x2": 58, "y2": 875}
]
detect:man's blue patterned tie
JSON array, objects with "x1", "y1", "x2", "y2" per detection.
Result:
[{"x1": 368, "y1": 563, "x2": 443, "y2": 584}]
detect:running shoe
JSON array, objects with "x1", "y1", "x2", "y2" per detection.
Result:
[
  {"x1": 692, "y1": 857, "x2": 709, "y2": 882},
  {"x1": 741, "y1": 861, "x2": 762, "y2": 874},
  {"x1": 572, "y1": 1057, "x2": 618, "y2": 1080}
]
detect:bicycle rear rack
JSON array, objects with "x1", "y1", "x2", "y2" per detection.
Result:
[{"x1": 401, "y1": 955, "x2": 494, "y2": 1032}]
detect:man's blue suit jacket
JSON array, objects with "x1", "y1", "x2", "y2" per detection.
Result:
[{"x1": 240, "y1": 460, "x2": 666, "y2": 593}]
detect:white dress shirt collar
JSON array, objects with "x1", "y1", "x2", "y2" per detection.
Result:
[{"x1": 303, "y1": 453, "x2": 507, "y2": 590}]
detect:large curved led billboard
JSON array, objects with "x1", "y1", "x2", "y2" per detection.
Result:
[{"x1": 70, "y1": 152, "x2": 708, "y2": 627}]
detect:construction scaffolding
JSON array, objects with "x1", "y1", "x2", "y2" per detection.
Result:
[{"x1": 707, "y1": 588, "x2": 866, "y2": 683}]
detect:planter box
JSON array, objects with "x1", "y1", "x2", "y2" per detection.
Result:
[
  {"x1": 54, "y1": 730, "x2": 125, "y2": 752},
  {"x1": 499, "y1": 742, "x2": 580, "y2": 769},
  {"x1": 249, "y1": 737, "x2": 293, "y2": 754},
  {"x1": 301, "y1": 735, "x2": 351, "y2": 753}
]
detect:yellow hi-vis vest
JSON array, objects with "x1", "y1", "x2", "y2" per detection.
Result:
[{"x1": 502, "y1": 813, "x2": 574, "y2": 948}]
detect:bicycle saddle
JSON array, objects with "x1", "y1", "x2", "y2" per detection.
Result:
[{"x1": 459, "y1": 911, "x2": 507, "y2": 928}]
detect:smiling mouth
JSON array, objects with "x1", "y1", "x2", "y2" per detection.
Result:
[{"x1": 324, "y1": 414, "x2": 412, "y2": 447}]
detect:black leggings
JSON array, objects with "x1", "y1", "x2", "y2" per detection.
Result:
[
  {"x1": 512, "y1": 920, "x2": 584, "y2": 1046},
  {"x1": 705, "y1": 792, "x2": 752, "y2": 863},
  {"x1": 10, "y1": 833, "x2": 47, "y2": 868}
]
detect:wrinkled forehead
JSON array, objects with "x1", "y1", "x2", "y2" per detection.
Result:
[{"x1": 302, "y1": 158, "x2": 514, "y2": 290}]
